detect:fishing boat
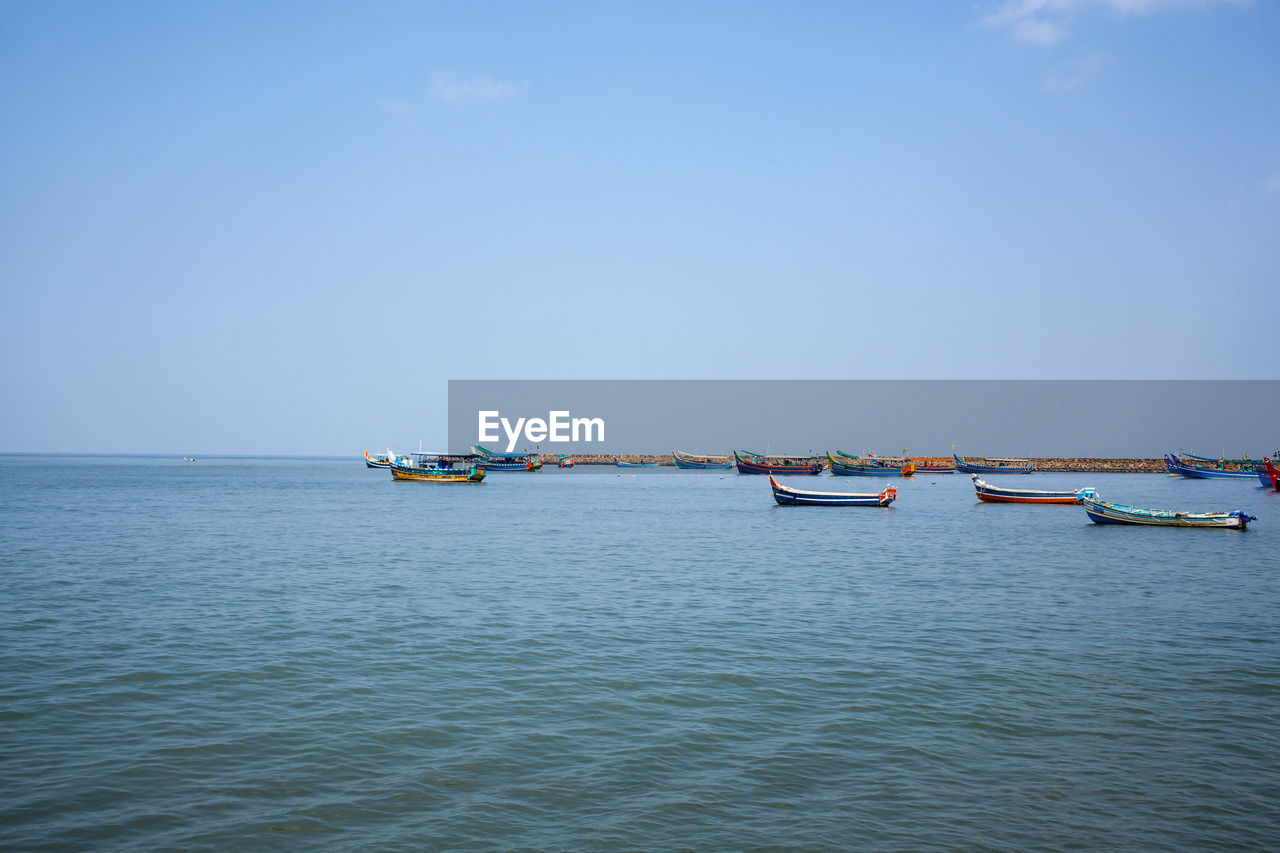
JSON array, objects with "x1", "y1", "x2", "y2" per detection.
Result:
[
  {"x1": 769, "y1": 475, "x2": 896, "y2": 507},
  {"x1": 364, "y1": 450, "x2": 391, "y2": 469},
  {"x1": 828, "y1": 452, "x2": 916, "y2": 477},
  {"x1": 834, "y1": 450, "x2": 955, "y2": 473},
  {"x1": 388, "y1": 453, "x2": 486, "y2": 483},
  {"x1": 672, "y1": 450, "x2": 734, "y2": 470},
  {"x1": 616, "y1": 459, "x2": 659, "y2": 468},
  {"x1": 1163, "y1": 454, "x2": 1259, "y2": 480},
  {"x1": 972, "y1": 474, "x2": 1094, "y2": 504},
  {"x1": 734, "y1": 450, "x2": 825, "y2": 476},
  {"x1": 558, "y1": 455, "x2": 574, "y2": 469},
  {"x1": 1258, "y1": 458, "x2": 1279, "y2": 490},
  {"x1": 472, "y1": 445, "x2": 543, "y2": 471},
  {"x1": 1080, "y1": 494, "x2": 1255, "y2": 529},
  {"x1": 953, "y1": 454, "x2": 1035, "y2": 474}
]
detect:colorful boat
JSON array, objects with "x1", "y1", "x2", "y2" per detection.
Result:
[
  {"x1": 472, "y1": 445, "x2": 543, "y2": 471},
  {"x1": 364, "y1": 450, "x2": 391, "y2": 469},
  {"x1": 672, "y1": 451, "x2": 734, "y2": 470},
  {"x1": 1081, "y1": 494, "x2": 1254, "y2": 529},
  {"x1": 734, "y1": 450, "x2": 825, "y2": 476},
  {"x1": 1163, "y1": 454, "x2": 1259, "y2": 480},
  {"x1": 769, "y1": 475, "x2": 896, "y2": 507},
  {"x1": 1259, "y1": 459, "x2": 1279, "y2": 490},
  {"x1": 616, "y1": 459, "x2": 659, "y2": 468},
  {"x1": 388, "y1": 454, "x2": 486, "y2": 483},
  {"x1": 558, "y1": 455, "x2": 574, "y2": 469},
  {"x1": 953, "y1": 454, "x2": 1035, "y2": 474},
  {"x1": 972, "y1": 474, "x2": 1094, "y2": 504},
  {"x1": 834, "y1": 450, "x2": 955, "y2": 473},
  {"x1": 827, "y1": 452, "x2": 915, "y2": 477}
]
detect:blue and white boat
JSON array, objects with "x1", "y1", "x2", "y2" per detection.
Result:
[
  {"x1": 770, "y1": 475, "x2": 896, "y2": 507},
  {"x1": 1164, "y1": 454, "x2": 1260, "y2": 480},
  {"x1": 1081, "y1": 494, "x2": 1255, "y2": 529}
]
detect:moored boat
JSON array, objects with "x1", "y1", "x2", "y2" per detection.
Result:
[
  {"x1": 1259, "y1": 458, "x2": 1279, "y2": 490},
  {"x1": 388, "y1": 453, "x2": 486, "y2": 483},
  {"x1": 616, "y1": 459, "x2": 659, "y2": 468},
  {"x1": 834, "y1": 450, "x2": 955, "y2": 473},
  {"x1": 953, "y1": 454, "x2": 1035, "y2": 474},
  {"x1": 558, "y1": 455, "x2": 574, "y2": 468},
  {"x1": 734, "y1": 450, "x2": 825, "y2": 475},
  {"x1": 472, "y1": 445, "x2": 543, "y2": 471},
  {"x1": 828, "y1": 452, "x2": 915, "y2": 477},
  {"x1": 1163, "y1": 454, "x2": 1259, "y2": 480},
  {"x1": 769, "y1": 475, "x2": 896, "y2": 507},
  {"x1": 972, "y1": 474, "x2": 1094, "y2": 504},
  {"x1": 364, "y1": 450, "x2": 391, "y2": 468},
  {"x1": 1080, "y1": 494, "x2": 1254, "y2": 529},
  {"x1": 672, "y1": 451, "x2": 734, "y2": 470}
]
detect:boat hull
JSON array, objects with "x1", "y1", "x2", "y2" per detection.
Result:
[
  {"x1": 770, "y1": 475, "x2": 895, "y2": 507},
  {"x1": 673, "y1": 452, "x2": 734, "y2": 469},
  {"x1": 972, "y1": 475, "x2": 1085, "y2": 504},
  {"x1": 1164, "y1": 454, "x2": 1259, "y2": 479},
  {"x1": 735, "y1": 457, "x2": 824, "y2": 475},
  {"x1": 616, "y1": 461, "x2": 658, "y2": 468},
  {"x1": 389, "y1": 462, "x2": 485, "y2": 483},
  {"x1": 1081, "y1": 496, "x2": 1253, "y2": 529}
]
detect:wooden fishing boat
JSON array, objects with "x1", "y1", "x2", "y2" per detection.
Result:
[
  {"x1": 558, "y1": 455, "x2": 574, "y2": 469},
  {"x1": 1080, "y1": 494, "x2": 1255, "y2": 529},
  {"x1": 834, "y1": 450, "x2": 955, "y2": 473},
  {"x1": 734, "y1": 450, "x2": 825, "y2": 475},
  {"x1": 827, "y1": 452, "x2": 915, "y2": 477},
  {"x1": 972, "y1": 474, "x2": 1095, "y2": 504},
  {"x1": 953, "y1": 454, "x2": 1035, "y2": 474},
  {"x1": 472, "y1": 445, "x2": 543, "y2": 471},
  {"x1": 1163, "y1": 454, "x2": 1259, "y2": 480},
  {"x1": 672, "y1": 450, "x2": 734, "y2": 470},
  {"x1": 364, "y1": 450, "x2": 391, "y2": 469},
  {"x1": 1259, "y1": 458, "x2": 1279, "y2": 490},
  {"x1": 769, "y1": 475, "x2": 896, "y2": 507},
  {"x1": 388, "y1": 454, "x2": 486, "y2": 483},
  {"x1": 616, "y1": 459, "x2": 658, "y2": 468}
]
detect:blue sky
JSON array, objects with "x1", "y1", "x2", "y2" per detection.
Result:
[{"x1": 2, "y1": 1, "x2": 1277, "y2": 454}]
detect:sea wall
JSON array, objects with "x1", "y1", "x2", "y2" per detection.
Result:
[{"x1": 539, "y1": 454, "x2": 1167, "y2": 472}]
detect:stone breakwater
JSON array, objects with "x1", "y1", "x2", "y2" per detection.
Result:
[{"x1": 537, "y1": 455, "x2": 1167, "y2": 472}]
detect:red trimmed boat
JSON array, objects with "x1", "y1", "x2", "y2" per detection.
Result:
[{"x1": 971, "y1": 474, "x2": 1094, "y2": 504}]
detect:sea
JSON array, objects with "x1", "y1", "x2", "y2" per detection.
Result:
[{"x1": 2, "y1": 455, "x2": 1278, "y2": 851}]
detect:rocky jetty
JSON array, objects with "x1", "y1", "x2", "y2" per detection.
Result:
[{"x1": 537, "y1": 454, "x2": 1166, "y2": 472}]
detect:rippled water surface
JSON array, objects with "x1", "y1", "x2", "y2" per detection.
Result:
[{"x1": 2, "y1": 456, "x2": 1278, "y2": 850}]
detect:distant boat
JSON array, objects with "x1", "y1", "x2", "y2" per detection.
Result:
[
  {"x1": 769, "y1": 474, "x2": 896, "y2": 507},
  {"x1": 828, "y1": 452, "x2": 915, "y2": 477},
  {"x1": 616, "y1": 459, "x2": 658, "y2": 468},
  {"x1": 182, "y1": 457, "x2": 196, "y2": 462},
  {"x1": 972, "y1": 474, "x2": 1094, "y2": 504},
  {"x1": 953, "y1": 454, "x2": 1035, "y2": 474},
  {"x1": 1080, "y1": 494, "x2": 1254, "y2": 529},
  {"x1": 472, "y1": 445, "x2": 543, "y2": 471},
  {"x1": 1163, "y1": 454, "x2": 1258, "y2": 480},
  {"x1": 734, "y1": 450, "x2": 825, "y2": 476},
  {"x1": 558, "y1": 455, "x2": 574, "y2": 469},
  {"x1": 364, "y1": 450, "x2": 391, "y2": 469},
  {"x1": 834, "y1": 450, "x2": 954, "y2": 473},
  {"x1": 388, "y1": 453, "x2": 485, "y2": 483},
  {"x1": 1259, "y1": 458, "x2": 1279, "y2": 490},
  {"x1": 672, "y1": 451, "x2": 734, "y2": 470}
]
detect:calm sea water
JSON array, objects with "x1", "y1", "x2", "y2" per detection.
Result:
[{"x1": 1, "y1": 456, "x2": 1278, "y2": 850}]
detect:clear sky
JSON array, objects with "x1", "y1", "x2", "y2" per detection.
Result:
[{"x1": 1, "y1": 1, "x2": 1277, "y2": 454}]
